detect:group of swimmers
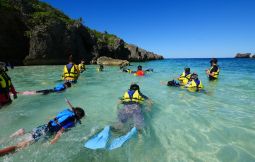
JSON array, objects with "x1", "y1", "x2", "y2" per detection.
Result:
[
  {"x1": 0, "y1": 57, "x2": 219, "y2": 156},
  {"x1": 162, "y1": 58, "x2": 219, "y2": 92}
]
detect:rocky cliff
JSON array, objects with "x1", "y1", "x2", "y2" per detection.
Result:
[{"x1": 0, "y1": 0, "x2": 163, "y2": 65}]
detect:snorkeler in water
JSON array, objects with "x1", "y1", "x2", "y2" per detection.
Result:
[
  {"x1": 0, "y1": 99, "x2": 85, "y2": 156},
  {"x1": 18, "y1": 82, "x2": 71, "y2": 95}
]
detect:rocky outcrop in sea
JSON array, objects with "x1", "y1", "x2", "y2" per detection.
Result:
[
  {"x1": 0, "y1": 0, "x2": 163, "y2": 65},
  {"x1": 235, "y1": 53, "x2": 252, "y2": 58}
]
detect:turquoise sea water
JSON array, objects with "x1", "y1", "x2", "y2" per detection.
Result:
[{"x1": 0, "y1": 58, "x2": 255, "y2": 162}]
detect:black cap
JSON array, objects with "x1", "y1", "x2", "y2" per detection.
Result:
[
  {"x1": 130, "y1": 83, "x2": 140, "y2": 91},
  {"x1": 210, "y1": 58, "x2": 218, "y2": 64},
  {"x1": 184, "y1": 67, "x2": 190, "y2": 73}
]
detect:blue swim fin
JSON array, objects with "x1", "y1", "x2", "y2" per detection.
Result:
[
  {"x1": 84, "y1": 126, "x2": 110, "y2": 149},
  {"x1": 108, "y1": 127, "x2": 137, "y2": 150}
]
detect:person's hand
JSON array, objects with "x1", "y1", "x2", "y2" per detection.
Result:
[{"x1": 13, "y1": 94, "x2": 17, "y2": 99}]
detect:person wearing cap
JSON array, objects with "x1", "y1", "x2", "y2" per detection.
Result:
[
  {"x1": 185, "y1": 73, "x2": 203, "y2": 92},
  {"x1": 177, "y1": 67, "x2": 192, "y2": 85},
  {"x1": 62, "y1": 55, "x2": 80, "y2": 83},
  {"x1": 0, "y1": 103, "x2": 85, "y2": 156},
  {"x1": 117, "y1": 84, "x2": 152, "y2": 130},
  {"x1": 206, "y1": 58, "x2": 220, "y2": 80},
  {"x1": 0, "y1": 63, "x2": 17, "y2": 107}
]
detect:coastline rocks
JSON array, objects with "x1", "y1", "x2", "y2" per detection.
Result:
[
  {"x1": 96, "y1": 56, "x2": 129, "y2": 66},
  {"x1": 126, "y1": 44, "x2": 163, "y2": 61},
  {"x1": 252, "y1": 55, "x2": 255, "y2": 59},
  {"x1": 0, "y1": 0, "x2": 164, "y2": 65},
  {"x1": 235, "y1": 53, "x2": 251, "y2": 58}
]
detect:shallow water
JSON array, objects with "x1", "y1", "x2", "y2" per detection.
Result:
[{"x1": 0, "y1": 58, "x2": 255, "y2": 162}]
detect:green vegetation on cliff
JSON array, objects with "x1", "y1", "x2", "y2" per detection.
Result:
[{"x1": 0, "y1": 0, "x2": 118, "y2": 46}]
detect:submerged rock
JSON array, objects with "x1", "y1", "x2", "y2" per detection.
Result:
[
  {"x1": 235, "y1": 53, "x2": 251, "y2": 58},
  {"x1": 96, "y1": 56, "x2": 129, "y2": 66}
]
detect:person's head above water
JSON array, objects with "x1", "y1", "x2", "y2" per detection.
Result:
[
  {"x1": 137, "y1": 65, "x2": 142, "y2": 70},
  {"x1": 68, "y1": 55, "x2": 73, "y2": 63},
  {"x1": 190, "y1": 73, "x2": 198, "y2": 80},
  {"x1": 73, "y1": 107, "x2": 85, "y2": 121},
  {"x1": 210, "y1": 58, "x2": 218, "y2": 65},
  {"x1": 130, "y1": 83, "x2": 140, "y2": 91},
  {"x1": 184, "y1": 67, "x2": 190, "y2": 74},
  {"x1": 64, "y1": 82, "x2": 72, "y2": 88}
]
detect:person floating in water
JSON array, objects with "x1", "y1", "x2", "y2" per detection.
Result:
[
  {"x1": 0, "y1": 62, "x2": 17, "y2": 107},
  {"x1": 62, "y1": 55, "x2": 80, "y2": 83},
  {"x1": 122, "y1": 65, "x2": 153, "y2": 76},
  {"x1": 97, "y1": 64, "x2": 104, "y2": 72},
  {"x1": 206, "y1": 58, "x2": 220, "y2": 80},
  {"x1": 117, "y1": 83, "x2": 152, "y2": 130},
  {"x1": 162, "y1": 73, "x2": 203, "y2": 92},
  {"x1": 0, "y1": 99, "x2": 85, "y2": 156},
  {"x1": 177, "y1": 67, "x2": 191, "y2": 85},
  {"x1": 185, "y1": 73, "x2": 204, "y2": 92},
  {"x1": 18, "y1": 82, "x2": 72, "y2": 95},
  {"x1": 78, "y1": 59, "x2": 86, "y2": 73},
  {"x1": 84, "y1": 84, "x2": 152, "y2": 150},
  {"x1": 161, "y1": 67, "x2": 191, "y2": 87}
]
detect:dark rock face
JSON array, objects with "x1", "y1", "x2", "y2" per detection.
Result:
[
  {"x1": 0, "y1": 6, "x2": 29, "y2": 65},
  {"x1": 251, "y1": 55, "x2": 255, "y2": 59},
  {"x1": 0, "y1": 0, "x2": 163, "y2": 65},
  {"x1": 235, "y1": 53, "x2": 251, "y2": 58}
]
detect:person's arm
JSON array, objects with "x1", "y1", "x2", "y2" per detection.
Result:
[
  {"x1": 65, "y1": 98, "x2": 75, "y2": 111},
  {"x1": 10, "y1": 84, "x2": 17, "y2": 99},
  {"x1": 206, "y1": 66, "x2": 217, "y2": 76},
  {"x1": 50, "y1": 128, "x2": 64, "y2": 144}
]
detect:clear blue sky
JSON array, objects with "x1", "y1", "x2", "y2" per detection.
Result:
[{"x1": 42, "y1": 0, "x2": 255, "y2": 58}]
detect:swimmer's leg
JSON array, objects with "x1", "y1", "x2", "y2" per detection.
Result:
[{"x1": 10, "y1": 128, "x2": 25, "y2": 138}]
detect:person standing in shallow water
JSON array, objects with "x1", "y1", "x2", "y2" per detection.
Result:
[
  {"x1": 0, "y1": 62, "x2": 17, "y2": 107},
  {"x1": 62, "y1": 55, "x2": 80, "y2": 83},
  {"x1": 206, "y1": 58, "x2": 220, "y2": 80}
]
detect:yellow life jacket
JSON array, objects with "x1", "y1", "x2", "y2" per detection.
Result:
[
  {"x1": 186, "y1": 79, "x2": 203, "y2": 89},
  {"x1": 209, "y1": 66, "x2": 220, "y2": 79},
  {"x1": 78, "y1": 63, "x2": 85, "y2": 71},
  {"x1": 178, "y1": 72, "x2": 191, "y2": 85},
  {"x1": 122, "y1": 90, "x2": 144, "y2": 104},
  {"x1": 63, "y1": 64, "x2": 79, "y2": 81},
  {"x1": 0, "y1": 73, "x2": 11, "y2": 93}
]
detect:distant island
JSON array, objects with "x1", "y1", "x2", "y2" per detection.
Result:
[
  {"x1": 235, "y1": 53, "x2": 255, "y2": 58},
  {"x1": 0, "y1": 0, "x2": 163, "y2": 65}
]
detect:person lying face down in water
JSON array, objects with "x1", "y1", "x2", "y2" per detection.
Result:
[
  {"x1": 84, "y1": 84, "x2": 153, "y2": 151},
  {"x1": 18, "y1": 82, "x2": 72, "y2": 95},
  {"x1": 114, "y1": 83, "x2": 153, "y2": 131},
  {"x1": 122, "y1": 65, "x2": 153, "y2": 76},
  {"x1": 0, "y1": 99, "x2": 85, "y2": 156}
]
